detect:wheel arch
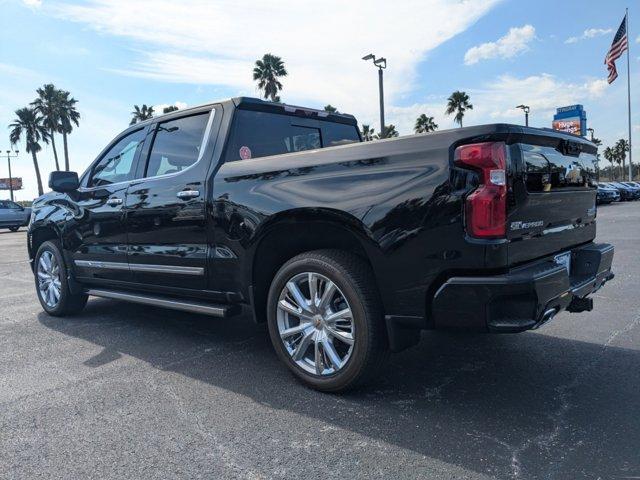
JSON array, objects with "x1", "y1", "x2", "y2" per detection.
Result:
[
  {"x1": 28, "y1": 224, "x2": 62, "y2": 268},
  {"x1": 249, "y1": 208, "x2": 378, "y2": 324}
]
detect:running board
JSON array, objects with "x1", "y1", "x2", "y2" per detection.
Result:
[{"x1": 86, "y1": 289, "x2": 236, "y2": 317}]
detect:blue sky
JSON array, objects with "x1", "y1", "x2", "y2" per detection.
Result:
[{"x1": 1, "y1": 0, "x2": 638, "y2": 199}]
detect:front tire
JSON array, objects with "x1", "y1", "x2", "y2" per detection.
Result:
[
  {"x1": 34, "y1": 240, "x2": 87, "y2": 316},
  {"x1": 267, "y1": 250, "x2": 387, "y2": 392},
  {"x1": 9, "y1": 226, "x2": 19, "y2": 232}
]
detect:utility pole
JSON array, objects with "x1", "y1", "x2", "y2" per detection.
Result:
[
  {"x1": 362, "y1": 54, "x2": 387, "y2": 137},
  {"x1": 4, "y1": 150, "x2": 18, "y2": 202},
  {"x1": 516, "y1": 105, "x2": 530, "y2": 127}
]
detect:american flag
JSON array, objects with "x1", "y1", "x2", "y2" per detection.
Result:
[{"x1": 605, "y1": 14, "x2": 628, "y2": 84}]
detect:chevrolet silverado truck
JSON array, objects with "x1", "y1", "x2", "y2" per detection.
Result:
[{"x1": 28, "y1": 97, "x2": 614, "y2": 392}]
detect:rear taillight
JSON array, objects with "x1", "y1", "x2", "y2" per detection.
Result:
[{"x1": 454, "y1": 142, "x2": 507, "y2": 239}]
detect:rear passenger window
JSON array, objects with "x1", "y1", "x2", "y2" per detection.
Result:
[{"x1": 145, "y1": 113, "x2": 210, "y2": 177}]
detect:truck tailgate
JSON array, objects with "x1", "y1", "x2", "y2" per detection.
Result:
[{"x1": 507, "y1": 135, "x2": 598, "y2": 266}]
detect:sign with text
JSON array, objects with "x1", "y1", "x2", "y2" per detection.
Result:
[
  {"x1": 0, "y1": 178, "x2": 23, "y2": 190},
  {"x1": 552, "y1": 118, "x2": 582, "y2": 136},
  {"x1": 552, "y1": 105, "x2": 587, "y2": 136}
]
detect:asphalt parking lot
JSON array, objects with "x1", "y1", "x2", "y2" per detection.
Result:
[{"x1": 1, "y1": 202, "x2": 638, "y2": 480}]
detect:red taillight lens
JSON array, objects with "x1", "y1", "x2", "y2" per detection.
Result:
[{"x1": 454, "y1": 142, "x2": 507, "y2": 238}]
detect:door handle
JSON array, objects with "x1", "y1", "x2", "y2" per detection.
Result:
[
  {"x1": 176, "y1": 190, "x2": 200, "y2": 200},
  {"x1": 106, "y1": 198, "x2": 123, "y2": 207}
]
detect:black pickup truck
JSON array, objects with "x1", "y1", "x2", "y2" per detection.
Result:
[{"x1": 28, "y1": 97, "x2": 614, "y2": 392}]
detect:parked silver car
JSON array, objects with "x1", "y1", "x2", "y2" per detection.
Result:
[{"x1": 0, "y1": 200, "x2": 31, "y2": 232}]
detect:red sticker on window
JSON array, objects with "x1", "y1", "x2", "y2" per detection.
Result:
[{"x1": 239, "y1": 146, "x2": 252, "y2": 160}]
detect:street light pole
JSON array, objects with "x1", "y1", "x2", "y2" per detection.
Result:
[
  {"x1": 363, "y1": 54, "x2": 387, "y2": 136},
  {"x1": 587, "y1": 128, "x2": 599, "y2": 181},
  {"x1": 516, "y1": 104, "x2": 530, "y2": 127},
  {"x1": 4, "y1": 150, "x2": 18, "y2": 202},
  {"x1": 378, "y1": 67, "x2": 385, "y2": 137}
]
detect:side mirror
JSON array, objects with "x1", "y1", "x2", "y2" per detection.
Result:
[{"x1": 49, "y1": 171, "x2": 79, "y2": 193}]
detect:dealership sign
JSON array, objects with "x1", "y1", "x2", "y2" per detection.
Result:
[
  {"x1": 0, "y1": 178, "x2": 23, "y2": 190},
  {"x1": 552, "y1": 104, "x2": 587, "y2": 136}
]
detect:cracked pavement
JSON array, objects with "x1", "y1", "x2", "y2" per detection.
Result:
[{"x1": 1, "y1": 202, "x2": 639, "y2": 479}]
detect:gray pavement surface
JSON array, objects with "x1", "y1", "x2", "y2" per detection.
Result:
[{"x1": 1, "y1": 202, "x2": 639, "y2": 479}]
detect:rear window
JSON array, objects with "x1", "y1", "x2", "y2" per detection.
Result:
[
  {"x1": 224, "y1": 110, "x2": 360, "y2": 162},
  {"x1": 521, "y1": 144, "x2": 597, "y2": 192}
]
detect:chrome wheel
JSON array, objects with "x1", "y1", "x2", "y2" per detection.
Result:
[
  {"x1": 37, "y1": 251, "x2": 61, "y2": 308},
  {"x1": 276, "y1": 272, "x2": 355, "y2": 376}
]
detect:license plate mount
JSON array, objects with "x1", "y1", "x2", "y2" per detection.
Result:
[{"x1": 554, "y1": 252, "x2": 571, "y2": 275}]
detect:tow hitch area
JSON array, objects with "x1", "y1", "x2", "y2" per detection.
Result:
[{"x1": 567, "y1": 296, "x2": 594, "y2": 313}]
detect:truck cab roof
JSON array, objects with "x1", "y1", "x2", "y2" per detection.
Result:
[{"x1": 133, "y1": 97, "x2": 358, "y2": 128}]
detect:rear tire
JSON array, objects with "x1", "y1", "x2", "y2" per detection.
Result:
[
  {"x1": 267, "y1": 249, "x2": 388, "y2": 392},
  {"x1": 9, "y1": 226, "x2": 19, "y2": 232},
  {"x1": 34, "y1": 240, "x2": 87, "y2": 316}
]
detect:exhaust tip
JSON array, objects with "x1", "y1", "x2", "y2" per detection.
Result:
[{"x1": 533, "y1": 308, "x2": 557, "y2": 329}]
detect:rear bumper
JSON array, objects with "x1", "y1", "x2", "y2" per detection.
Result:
[{"x1": 431, "y1": 242, "x2": 614, "y2": 332}]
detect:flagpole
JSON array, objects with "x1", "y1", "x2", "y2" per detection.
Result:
[{"x1": 626, "y1": 8, "x2": 633, "y2": 181}]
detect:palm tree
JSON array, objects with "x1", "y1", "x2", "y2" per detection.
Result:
[
  {"x1": 414, "y1": 114, "x2": 438, "y2": 134},
  {"x1": 130, "y1": 104, "x2": 154, "y2": 125},
  {"x1": 614, "y1": 138, "x2": 630, "y2": 179},
  {"x1": 31, "y1": 83, "x2": 62, "y2": 170},
  {"x1": 58, "y1": 90, "x2": 80, "y2": 171},
  {"x1": 9, "y1": 107, "x2": 48, "y2": 196},
  {"x1": 376, "y1": 124, "x2": 399, "y2": 139},
  {"x1": 163, "y1": 105, "x2": 179, "y2": 114},
  {"x1": 361, "y1": 124, "x2": 375, "y2": 141},
  {"x1": 445, "y1": 91, "x2": 473, "y2": 127},
  {"x1": 603, "y1": 146, "x2": 616, "y2": 180},
  {"x1": 591, "y1": 137, "x2": 602, "y2": 179},
  {"x1": 253, "y1": 53, "x2": 287, "y2": 102},
  {"x1": 323, "y1": 105, "x2": 338, "y2": 113}
]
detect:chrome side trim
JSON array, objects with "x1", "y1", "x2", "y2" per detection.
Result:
[
  {"x1": 129, "y1": 264, "x2": 204, "y2": 275},
  {"x1": 74, "y1": 260, "x2": 129, "y2": 271},
  {"x1": 74, "y1": 260, "x2": 204, "y2": 276},
  {"x1": 86, "y1": 289, "x2": 227, "y2": 317},
  {"x1": 196, "y1": 109, "x2": 216, "y2": 163}
]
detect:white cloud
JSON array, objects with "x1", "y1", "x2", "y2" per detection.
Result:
[
  {"x1": 21, "y1": 0, "x2": 42, "y2": 7},
  {"x1": 387, "y1": 74, "x2": 610, "y2": 134},
  {"x1": 472, "y1": 74, "x2": 608, "y2": 120},
  {"x1": 153, "y1": 101, "x2": 188, "y2": 113},
  {"x1": 586, "y1": 79, "x2": 608, "y2": 97},
  {"x1": 565, "y1": 28, "x2": 612, "y2": 44},
  {"x1": 464, "y1": 25, "x2": 535, "y2": 65},
  {"x1": 0, "y1": 62, "x2": 40, "y2": 79},
  {"x1": 49, "y1": 0, "x2": 501, "y2": 120}
]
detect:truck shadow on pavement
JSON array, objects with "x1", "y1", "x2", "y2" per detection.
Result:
[{"x1": 38, "y1": 298, "x2": 640, "y2": 479}]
